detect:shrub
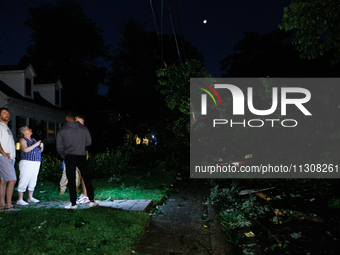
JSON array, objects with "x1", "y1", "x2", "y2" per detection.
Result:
[
  {"x1": 15, "y1": 145, "x2": 177, "y2": 184},
  {"x1": 88, "y1": 146, "x2": 134, "y2": 179},
  {"x1": 38, "y1": 154, "x2": 63, "y2": 182}
]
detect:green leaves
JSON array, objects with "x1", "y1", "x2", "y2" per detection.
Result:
[
  {"x1": 279, "y1": 0, "x2": 340, "y2": 63},
  {"x1": 156, "y1": 59, "x2": 210, "y2": 115}
]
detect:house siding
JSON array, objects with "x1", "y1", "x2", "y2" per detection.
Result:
[
  {"x1": 0, "y1": 64, "x2": 63, "y2": 144},
  {"x1": 6, "y1": 98, "x2": 64, "y2": 141},
  {"x1": 34, "y1": 84, "x2": 55, "y2": 106},
  {"x1": 0, "y1": 72, "x2": 26, "y2": 96},
  {"x1": 0, "y1": 91, "x2": 7, "y2": 107}
]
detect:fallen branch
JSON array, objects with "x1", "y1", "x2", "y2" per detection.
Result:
[
  {"x1": 239, "y1": 187, "x2": 275, "y2": 196},
  {"x1": 273, "y1": 209, "x2": 323, "y2": 223}
]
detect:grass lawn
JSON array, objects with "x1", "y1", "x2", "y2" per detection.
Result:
[
  {"x1": 0, "y1": 207, "x2": 149, "y2": 255},
  {"x1": 1, "y1": 166, "x2": 177, "y2": 255},
  {"x1": 16, "y1": 167, "x2": 176, "y2": 203}
]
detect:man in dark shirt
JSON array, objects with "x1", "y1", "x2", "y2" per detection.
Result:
[{"x1": 56, "y1": 110, "x2": 97, "y2": 209}]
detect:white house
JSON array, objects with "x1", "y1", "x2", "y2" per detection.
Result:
[{"x1": 0, "y1": 64, "x2": 64, "y2": 142}]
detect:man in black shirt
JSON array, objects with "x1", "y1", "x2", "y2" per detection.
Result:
[{"x1": 56, "y1": 110, "x2": 97, "y2": 209}]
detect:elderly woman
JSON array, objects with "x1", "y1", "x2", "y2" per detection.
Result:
[{"x1": 16, "y1": 126, "x2": 43, "y2": 205}]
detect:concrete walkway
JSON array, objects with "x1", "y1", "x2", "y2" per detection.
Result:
[
  {"x1": 132, "y1": 179, "x2": 230, "y2": 255},
  {"x1": 13, "y1": 199, "x2": 153, "y2": 212}
]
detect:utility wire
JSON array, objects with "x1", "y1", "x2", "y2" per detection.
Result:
[
  {"x1": 161, "y1": 0, "x2": 165, "y2": 67},
  {"x1": 149, "y1": 0, "x2": 166, "y2": 68},
  {"x1": 149, "y1": 0, "x2": 160, "y2": 38},
  {"x1": 174, "y1": 0, "x2": 186, "y2": 61},
  {"x1": 166, "y1": 0, "x2": 181, "y2": 63}
]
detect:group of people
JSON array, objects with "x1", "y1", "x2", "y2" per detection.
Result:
[{"x1": 0, "y1": 107, "x2": 97, "y2": 211}]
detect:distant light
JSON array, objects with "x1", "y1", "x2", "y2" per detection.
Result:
[
  {"x1": 203, "y1": 20, "x2": 207, "y2": 24},
  {"x1": 151, "y1": 135, "x2": 155, "y2": 139}
]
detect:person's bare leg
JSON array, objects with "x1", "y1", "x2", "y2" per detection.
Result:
[
  {"x1": 0, "y1": 179, "x2": 6, "y2": 207},
  {"x1": 77, "y1": 171, "x2": 87, "y2": 197},
  {"x1": 28, "y1": 190, "x2": 34, "y2": 200},
  {"x1": 5, "y1": 180, "x2": 16, "y2": 208},
  {"x1": 82, "y1": 178, "x2": 87, "y2": 197},
  {"x1": 18, "y1": 191, "x2": 24, "y2": 201}
]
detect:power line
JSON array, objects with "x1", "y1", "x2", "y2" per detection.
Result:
[
  {"x1": 149, "y1": 0, "x2": 160, "y2": 38},
  {"x1": 174, "y1": 0, "x2": 186, "y2": 61},
  {"x1": 149, "y1": 0, "x2": 166, "y2": 68},
  {"x1": 166, "y1": 0, "x2": 181, "y2": 63}
]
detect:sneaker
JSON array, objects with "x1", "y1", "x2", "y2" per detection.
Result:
[
  {"x1": 89, "y1": 201, "x2": 99, "y2": 208},
  {"x1": 77, "y1": 196, "x2": 90, "y2": 204},
  {"x1": 28, "y1": 197, "x2": 40, "y2": 203},
  {"x1": 65, "y1": 203, "x2": 77, "y2": 209},
  {"x1": 5, "y1": 206, "x2": 18, "y2": 212},
  {"x1": 76, "y1": 194, "x2": 84, "y2": 204},
  {"x1": 17, "y1": 200, "x2": 29, "y2": 206}
]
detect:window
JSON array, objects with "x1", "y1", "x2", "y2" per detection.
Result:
[
  {"x1": 16, "y1": 116, "x2": 27, "y2": 139},
  {"x1": 48, "y1": 123, "x2": 56, "y2": 139},
  {"x1": 55, "y1": 90, "x2": 60, "y2": 105},
  {"x1": 41, "y1": 120, "x2": 47, "y2": 140},
  {"x1": 25, "y1": 78, "x2": 31, "y2": 96}
]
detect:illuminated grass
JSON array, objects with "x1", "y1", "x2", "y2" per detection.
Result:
[
  {"x1": 16, "y1": 167, "x2": 176, "y2": 203},
  {"x1": 0, "y1": 207, "x2": 149, "y2": 255},
  {"x1": 5, "y1": 167, "x2": 176, "y2": 254}
]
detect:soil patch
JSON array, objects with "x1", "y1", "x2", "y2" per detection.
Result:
[{"x1": 133, "y1": 179, "x2": 227, "y2": 255}]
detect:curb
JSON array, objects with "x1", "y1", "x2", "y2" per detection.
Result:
[{"x1": 207, "y1": 204, "x2": 231, "y2": 255}]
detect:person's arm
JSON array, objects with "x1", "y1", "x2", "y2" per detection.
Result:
[
  {"x1": 0, "y1": 143, "x2": 10, "y2": 159},
  {"x1": 56, "y1": 132, "x2": 65, "y2": 158},
  {"x1": 39, "y1": 142, "x2": 44, "y2": 153},
  {"x1": 20, "y1": 138, "x2": 41, "y2": 153},
  {"x1": 85, "y1": 128, "x2": 92, "y2": 147}
]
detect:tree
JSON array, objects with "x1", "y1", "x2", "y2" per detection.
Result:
[
  {"x1": 215, "y1": 28, "x2": 340, "y2": 168},
  {"x1": 220, "y1": 29, "x2": 340, "y2": 77},
  {"x1": 20, "y1": 0, "x2": 109, "y2": 111},
  {"x1": 107, "y1": 19, "x2": 204, "y2": 136},
  {"x1": 279, "y1": 0, "x2": 340, "y2": 63},
  {"x1": 157, "y1": 59, "x2": 210, "y2": 116},
  {"x1": 156, "y1": 59, "x2": 210, "y2": 143},
  {"x1": 156, "y1": 59, "x2": 210, "y2": 171},
  {"x1": 220, "y1": 30, "x2": 299, "y2": 77}
]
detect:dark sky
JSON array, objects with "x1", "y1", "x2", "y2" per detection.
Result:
[{"x1": 0, "y1": 0, "x2": 291, "y2": 93}]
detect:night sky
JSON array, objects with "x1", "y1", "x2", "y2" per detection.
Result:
[{"x1": 0, "y1": 0, "x2": 291, "y2": 87}]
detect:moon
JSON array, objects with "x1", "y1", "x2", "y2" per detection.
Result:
[{"x1": 203, "y1": 20, "x2": 207, "y2": 24}]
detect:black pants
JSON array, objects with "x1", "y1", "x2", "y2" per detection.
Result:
[{"x1": 65, "y1": 154, "x2": 94, "y2": 205}]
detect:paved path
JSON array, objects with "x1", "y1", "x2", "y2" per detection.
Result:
[
  {"x1": 132, "y1": 179, "x2": 230, "y2": 255},
  {"x1": 13, "y1": 199, "x2": 153, "y2": 212}
]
